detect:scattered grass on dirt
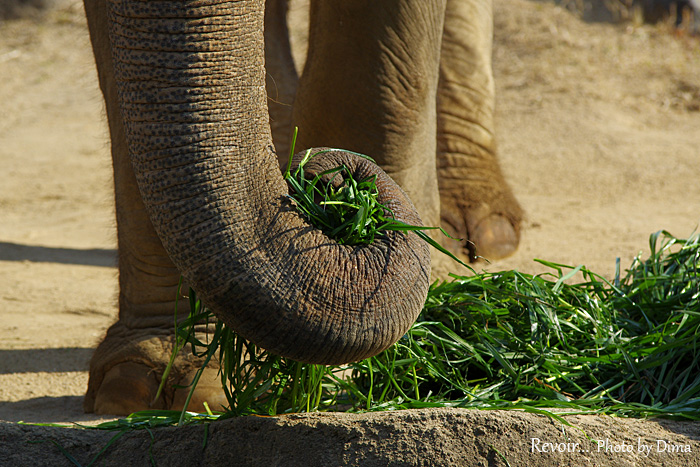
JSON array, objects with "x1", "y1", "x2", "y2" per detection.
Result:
[{"x1": 28, "y1": 227, "x2": 700, "y2": 467}]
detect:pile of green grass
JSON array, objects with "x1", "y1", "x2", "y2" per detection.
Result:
[
  {"x1": 41, "y1": 230, "x2": 697, "y2": 465},
  {"x1": 153, "y1": 139, "x2": 700, "y2": 423},
  {"x1": 166, "y1": 229, "x2": 699, "y2": 423}
]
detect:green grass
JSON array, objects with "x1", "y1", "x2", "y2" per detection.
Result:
[
  {"x1": 85, "y1": 135, "x2": 700, "y2": 427},
  {"x1": 159, "y1": 229, "x2": 700, "y2": 423},
  {"x1": 155, "y1": 134, "x2": 694, "y2": 421},
  {"x1": 38, "y1": 229, "x2": 699, "y2": 466},
  {"x1": 284, "y1": 146, "x2": 388, "y2": 246}
]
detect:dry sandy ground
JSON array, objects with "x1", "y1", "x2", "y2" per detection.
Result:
[{"x1": 0, "y1": 0, "x2": 699, "y2": 465}]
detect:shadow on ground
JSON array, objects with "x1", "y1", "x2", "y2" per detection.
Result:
[{"x1": 0, "y1": 242, "x2": 115, "y2": 267}]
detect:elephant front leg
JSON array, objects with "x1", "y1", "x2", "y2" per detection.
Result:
[
  {"x1": 84, "y1": 167, "x2": 226, "y2": 415},
  {"x1": 437, "y1": 0, "x2": 522, "y2": 262},
  {"x1": 82, "y1": 0, "x2": 227, "y2": 415},
  {"x1": 291, "y1": 0, "x2": 446, "y2": 230}
]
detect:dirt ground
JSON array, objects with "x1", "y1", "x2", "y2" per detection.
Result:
[{"x1": 0, "y1": 0, "x2": 699, "y2": 465}]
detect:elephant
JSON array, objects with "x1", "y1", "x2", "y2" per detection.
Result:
[{"x1": 82, "y1": 0, "x2": 522, "y2": 415}]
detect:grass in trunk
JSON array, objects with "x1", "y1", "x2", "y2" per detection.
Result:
[{"x1": 282, "y1": 131, "x2": 467, "y2": 264}]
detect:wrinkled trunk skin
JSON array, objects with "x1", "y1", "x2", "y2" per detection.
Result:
[
  {"x1": 102, "y1": 0, "x2": 430, "y2": 365},
  {"x1": 436, "y1": 0, "x2": 522, "y2": 261}
]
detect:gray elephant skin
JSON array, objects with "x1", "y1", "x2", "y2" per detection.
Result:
[{"x1": 82, "y1": 0, "x2": 522, "y2": 415}]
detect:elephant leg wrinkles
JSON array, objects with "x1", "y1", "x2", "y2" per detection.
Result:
[
  {"x1": 83, "y1": 0, "x2": 227, "y2": 415},
  {"x1": 291, "y1": 0, "x2": 446, "y2": 230},
  {"x1": 289, "y1": 0, "x2": 521, "y2": 263},
  {"x1": 437, "y1": 0, "x2": 522, "y2": 262}
]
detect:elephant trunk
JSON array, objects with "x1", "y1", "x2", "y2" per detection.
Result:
[{"x1": 106, "y1": 0, "x2": 430, "y2": 364}]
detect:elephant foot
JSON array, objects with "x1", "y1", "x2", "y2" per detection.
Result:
[
  {"x1": 469, "y1": 212, "x2": 519, "y2": 260},
  {"x1": 84, "y1": 322, "x2": 228, "y2": 416},
  {"x1": 440, "y1": 187, "x2": 523, "y2": 263}
]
